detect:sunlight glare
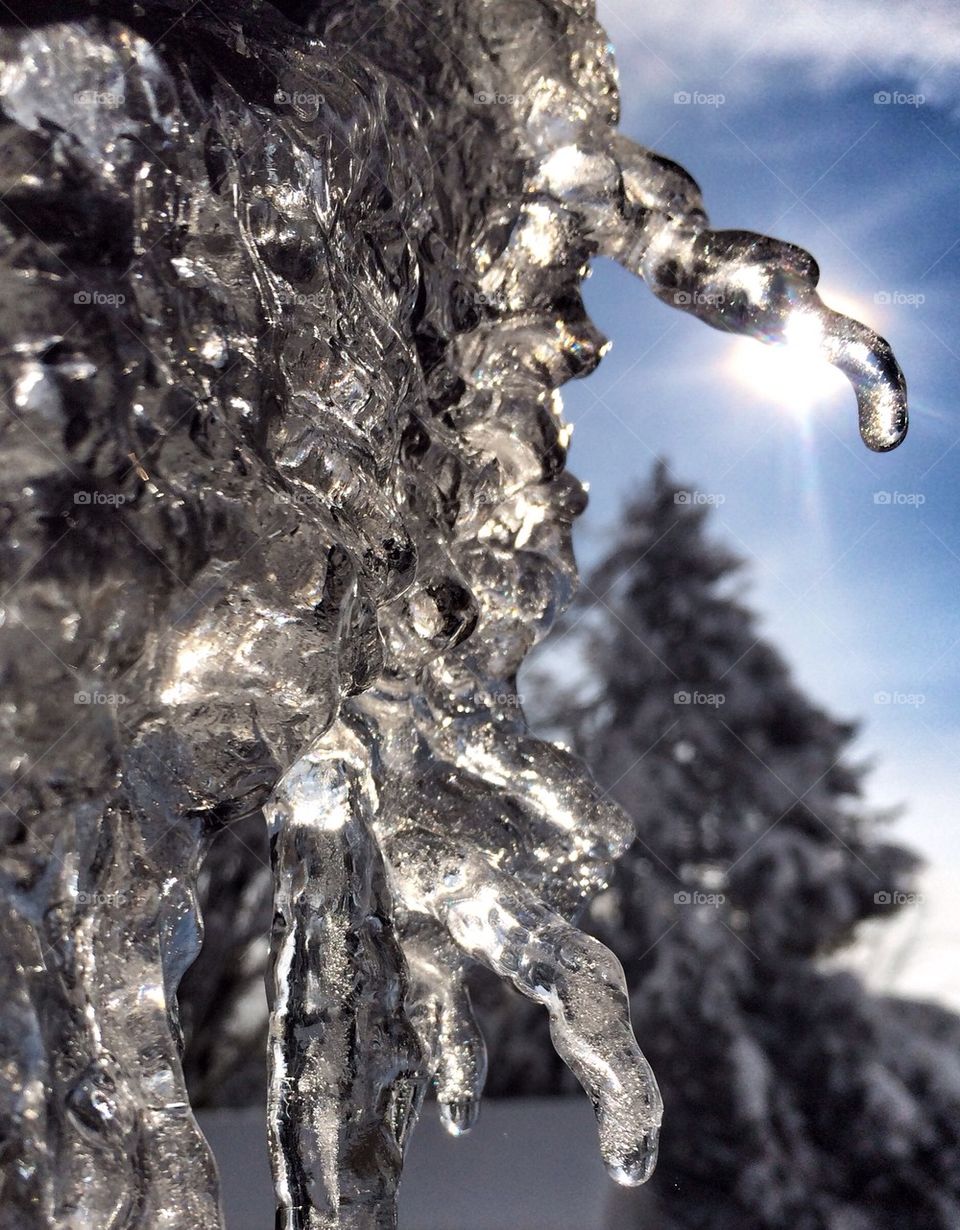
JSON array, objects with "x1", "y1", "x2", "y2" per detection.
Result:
[{"x1": 726, "y1": 307, "x2": 849, "y2": 424}]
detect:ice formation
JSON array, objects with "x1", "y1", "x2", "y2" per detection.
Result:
[{"x1": 0, "y1": 1, "x2": 906, "y2": 1227}]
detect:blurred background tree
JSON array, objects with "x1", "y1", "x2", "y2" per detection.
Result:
[{"x1": 473, "y1": 460, "x2": 960, "y2": 1229}]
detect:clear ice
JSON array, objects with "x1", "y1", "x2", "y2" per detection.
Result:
[{"x1": 0, "y1": 1, "x2": 906, "y2": 1227}]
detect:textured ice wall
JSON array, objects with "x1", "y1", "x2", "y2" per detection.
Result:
[{"x1": 0, "y1": 2, "x2": 905, "y2": 1227}]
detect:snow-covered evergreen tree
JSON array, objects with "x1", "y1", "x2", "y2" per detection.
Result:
[{"x1": 474, "y1": 460, "x2": 960, "y2": 1229}]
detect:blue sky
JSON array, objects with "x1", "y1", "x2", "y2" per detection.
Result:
[{"x1": 544, "y1": 0, "x2": 960, "y2": 868}]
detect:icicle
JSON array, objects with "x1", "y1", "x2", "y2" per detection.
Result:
[{"x1": 607, "y1": 137, "x2": 908, "y2": 450}]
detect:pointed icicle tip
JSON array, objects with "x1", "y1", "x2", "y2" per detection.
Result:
[{"x1": 818, "y1": 307, "x2": 908, "y2": 451}]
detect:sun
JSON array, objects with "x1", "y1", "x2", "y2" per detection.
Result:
[{"x1": 725, "y1": 303, "x2": 857, "y2": 425}]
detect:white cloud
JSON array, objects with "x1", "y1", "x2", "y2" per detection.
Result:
[{"x1": 599, "y1": 0, "x2": 960, "y2": 108}]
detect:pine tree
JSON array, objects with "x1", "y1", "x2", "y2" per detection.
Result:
[{"x1": 475, "y1": 460, "x2": 960, "y2": 1229}]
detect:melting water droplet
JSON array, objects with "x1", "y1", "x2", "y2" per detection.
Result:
[{"x1": 439, "y1": 1099, "x2": 480, "y2": 1137}]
